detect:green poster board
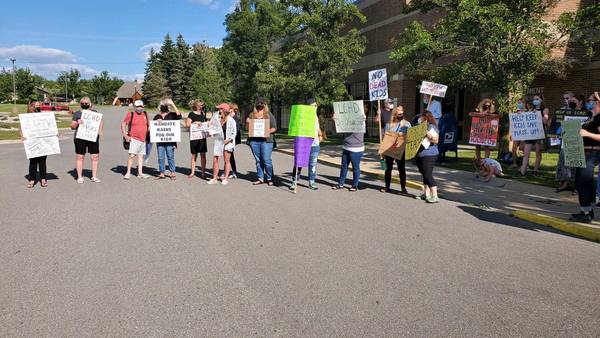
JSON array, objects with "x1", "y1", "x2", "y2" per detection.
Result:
[
  {"x1": 404, "y1": 122, "x2": 428, "y2": 160},
  {"x1": 562, "y1": 119, "x2": 586, "y2": 168},
  {"x1": 288, "y1": 105, "x2": 317, "y2": 137}
]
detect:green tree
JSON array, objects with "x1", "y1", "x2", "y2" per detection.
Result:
[
  {"x1": 57, "y1": 68, "x2": 81, "y2": 101},
  {"x1": 15, "y1": 68, "x2": 43, "y2": 103},
  {"x1": 389, "y1": 0, "x2": 600, "y2": 151},
  {"x1": 143, "y1": 54, "x2": 169, "y2": 107},
  {"x1": 191, "y1": 44, "x2": 231, "y2": 109},
  {"x1": 157, "y1": 34, "x2": 176, "y2": 97},
  {"x1": 171, "y1": 34, "x2": 194, "y2": 105},
  {"x1": 88, "y1": 71, "x2": 123, "y2": 104}
]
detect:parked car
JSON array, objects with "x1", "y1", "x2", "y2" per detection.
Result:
[{"x1": 35, "y1": 101, "x2": 70, "y2": 111}]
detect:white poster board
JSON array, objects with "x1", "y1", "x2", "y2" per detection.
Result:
[
  {"x1": 368, "y1": 68, "x2": 388, "y2": 101},
  {"x1": 190, "y1": 122, "x2": 210, "y2": 140},
  {"x1": 18, "y1": 112, "x2": 58, "y2": 138},
  {"x1": 75, "y1": 110, "x2": 102, "y2": 142},
  {"x1": 24, "y1": 136, "x2": 61, "y2": 159},
  {"x1": 420, "y1": 81, "x2": 448, "y2": 98},
  {"x1": 509, "y1": 112, "x2": 545, "y2": 141},
  {"x1": 333, "y1": 100, "x2": 366, "y2": 133},
  {"x1": 251, "y1": 119, "x2": 267, "y2": 138},
  {"x1": 150, "y1": 120, "x2": 181, "y2": 143},
  {"x1": 208, "y1": 118, "x2": 222, "y2": 136}
]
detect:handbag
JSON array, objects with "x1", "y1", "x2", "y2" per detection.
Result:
[{"x1": 123, "y1": 112, "x2": 133, "y2": 150}]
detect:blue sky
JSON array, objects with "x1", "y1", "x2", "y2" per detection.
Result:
[{"x1": 0, "y1": 0, "x2": 236, "y2": 80}]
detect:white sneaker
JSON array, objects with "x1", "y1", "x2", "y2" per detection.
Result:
[
  {"x1": 207, "y1": 179, "x2": 219, "y2": 185},
  {"x1": 91, "y1": 177, "x2": 101, "y2": 183},
  {"x1": 221, "y1": 179, "x2": 229, "y2": 185},
  {"x1": 77, "y1": 177, "x2": 84, "y2": 184},
  {"x1": 138, "y1": 173, "x2": 150, "y2": 179},
  {"x1": 123, "y1": 174, "x2": 131, "y2": 180},
  {"x1": 229, "y1": 174, "x2": 237, "y2": 179}
]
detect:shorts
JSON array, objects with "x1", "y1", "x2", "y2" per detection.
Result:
[
  {"x1": 525, "y1": 139, "x2": 543, "y2": 145},
  {"x1": 128, "y1": 138, "x2": 146, "y2": 155},
  {"x1": 190, "y1": 139, "x2": 207, "y2": 154},
  {"x1": 75, "y1": 138, "x2": 99, "y2": 155}
]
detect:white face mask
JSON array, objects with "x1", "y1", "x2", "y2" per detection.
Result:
[{"x1": 135, "y1": 107, "x2": 144, "y2": 113}]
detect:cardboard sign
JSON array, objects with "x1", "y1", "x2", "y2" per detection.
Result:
[
  {"x1": 150, "y1": 120, "x2": 181, "y2": 143},
  {"x1": 379, "y1": 131, "x2": 405, "y2": 160},
  {"x1": 420, "y1": 81, "x2": 448, "y2": 98},
  {"x1": 288, "y1": 105, "x2": 317, "y2": 137},
  {"x1": 368, "y1": 68, "x2": 388, "y2": 101},
  {"x1": 333, "y1": 100, "x2": 366, "y2": 133},
  {"x1": 76, "y1": 110, "x2": 102, "y2": 142},
  {"x1": 562, "y1": 119, "x2": 586, "y2": 168},
  {"x1": 509, "y1": 112, "x2": 545, "y2": 141},
  {"x1": 249, "y1": 119, "x2": 270, "y2": 138},
  {"x1": 553, "y1": 109, "x2": 589, "y2": 122},
  {"x1": 23, "y1": 136, "x2": 61, "y2": 159},
  {"x1": 19, "y1": 112, "x2": 58, "y2": 138},
  {"x1": 294, "y1": 137, "x2": 313, "y2": 168},
  {"x1": 469, "y1": 115, "x2": 499, "y2": 146},
  {"x1": 405, "y1": 122, "x2": 428, "y2": 160},
  {"x1": 190, "y1": 122, "x2": 210, "y2": 140}
]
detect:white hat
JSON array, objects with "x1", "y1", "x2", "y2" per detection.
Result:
[{"x1": 134, "y1": 100, "x2": 144, "y2": 107}]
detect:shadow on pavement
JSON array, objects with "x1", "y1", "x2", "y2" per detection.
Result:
[{"x1": 24, "y1": 173, "x2": 59, "y2": 181}]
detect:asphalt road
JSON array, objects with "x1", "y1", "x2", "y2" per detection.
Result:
[{"x1": 1, "y1": 106, "x2": 599, "y2": 337}]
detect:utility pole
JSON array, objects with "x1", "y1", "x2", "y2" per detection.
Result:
[
  {"x1": 9, "y1": 58, "x2": 16, "y2": 105},
  {"x1": 65, "y1": 77, "x2": 68, "y2": 104}
]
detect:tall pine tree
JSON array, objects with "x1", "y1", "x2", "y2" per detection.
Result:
[
  {"x1": 142, "y1": 48, "x2": 168, "y2": 107},
  {"x1": 170, "y1": 34, "x2": 194, "y2": 106}
]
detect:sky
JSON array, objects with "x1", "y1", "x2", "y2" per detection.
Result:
[{"x1": 0, "y1": 0, "x2": 237, "y2": 81}]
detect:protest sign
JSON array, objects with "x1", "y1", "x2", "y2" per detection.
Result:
[
  {"x1": 288, "y1": 105, "x2": 317, "y2": 137},
  {"x1": 420, "y1": 81, "x2": 448, "y2": 98},
  {"x1": 333, "y1": 100, "x2": 366, "y2": 133},
  {"x1": 207, "y1": 118, "x2": 222, "y2": 136},
  {"x1": 18, "y1": 112, "x2": 58, "y2": 138},
  {"x1": 75, "y1": 110, "x2": 102, "y2": 142},
  {"x1": 553, "y1": 109, "x2": 589, "y2": 122},
  {"x1": 404, "y1": 122, "x2": 428, "y2": 160},
  {"x1": 293, "y1": 137, "x2": 313, "y2": 168},
  {"x1": 190, "y1": 122, "x2": 210, "y2": 140},
  {"x1": 509, "y1": 112, "x2": 545, "y2": 141},
  {"x1": 248, "y1": 119, "x2": 270, "y2": 138},
  {"x1": 368, "y1": 68, "x2": 388, "y2": 101},
  {"x1": 150, "y1": 120, "x2": 181, "y2": 143},
  {"x1": 469, "y1": 115, "x2": 499, "y2": 146},
  {"x1": 23, "y1": 136, "x2": 60, "y2": 159},
  {"x1": 379, "y1": 131, "x2": 405, "y2": 160},
  {"x1": 561, "y1": 119, "x2": 586, "y2": 168}
]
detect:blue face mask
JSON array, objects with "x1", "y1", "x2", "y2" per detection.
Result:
[
  {"x1": 585, "y1": 102, "x2": 596, "y2": 111},
  {"x1": 532, "y1": 99, "x2": 541, "y2": 107},
  {"x1": 517, "y1": 102, "x2": 524, "y2": 110}
]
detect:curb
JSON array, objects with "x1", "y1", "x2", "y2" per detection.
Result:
[
  {"x1": 276, "y1": 147, "x2": 600, "y2": 242},
  {"x1": 511, "y1": 210, "x2": 600, "y2": 242}
]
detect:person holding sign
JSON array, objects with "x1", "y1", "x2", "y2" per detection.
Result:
[
  {"x1": 331, "y1": 111, "x2": 367, "y2": 192},
  {"x1": 519, "y1": 95, "x2": 549, "y2": 177},
  {"x1": 154, "y1": 98, "x2": 181, "y2": 180},
  {"x1": 121, "y1": 100, "x2": 150, "y2": 179},
  {"x1": 186, "y1": 100, "x2": 208, "y2": 179},
  {"x1": 375, "y1": 98, "x2": 394, "y2": 134},
  {"x1": 20, "y1": 102, "x2": 53, "y2": 188},
  {"x1": 570, "y1": 92, "x2": 600, "y2": 223},
  {"x1": 207, "y1": 103, "x2": 237, "y2": 185},
  {"x1": 289, "y1": 99, "x2": 322, "y2": 191},
  {"x1": 70, "y1": 97, "x2": 103, "y2": 184},
  {"x1": 469, "y1": 99, "x2": 498, "y2": 161},
  {"x1": 509, "y1": 98, "x2": 526, "y2": 169},
  {"x1": 246, "y1": 98, "x2": 277, "y2": 186},
  {"x1": 222, "y1": 103, "x2": 242, "y2": 179},
  {"x1": 380, "y1": 106, "x2": 411, "y2": 194},
  {"x1": 415, "y1": 111, "x2": 440, "y2": 203}
]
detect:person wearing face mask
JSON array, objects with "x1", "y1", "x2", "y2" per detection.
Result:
[
  {"x1": 569, "y1": 91, "x2": 600, "y2": 223},
  {"x1": 519, "y1": 95, "x2": 549, "y2": 176},
  {"x1": 21, "y1": 102, "x2": 54, "y2": 188},
  {"x1": 415, "y1": 110, "x2": 440, "y2": 203},
  {"x1": 154, "y1": 97, "x2": 181, "y2": 180},
  {"x1": 186, "y1": 100, "x2": 208, "y2": 179},
  {"x1": 554, "y1": 93, "x2": 583, "y2": 192},
  {"x1": 510, "y1": 98, "x2": 526, "y2": 169},
  {"x1": 246, "y1": 98, "x2": 277, "y2": 186},
  {"x1": 122, "y1": 100, "x2": 150, "y2": 179},
  {"x1": 469, "y1": 99, "x2": 497, "y2": 161},
  {"x1": 375, "y1": 98, "x2": 394, "y2": 135},
  {"x1": 70, "y1": 97, "x2": 104, "y2": 184},
  {"x1": 380, "y1": 106, "x2": 411, "y2": 194},
  {"x1": 560, "y1": 91, "x2": 575, "y2": 109},
  {"x1": 289, "y1": 99, "x2": 323, "y2": 191},
  {"x1": 220, "y1": 103, "x2": 242, "y2": 180},
  {"x1": 423, "y1": 94, "x2": 442, "y2": 123}
]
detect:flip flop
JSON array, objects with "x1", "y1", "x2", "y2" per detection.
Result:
[
  {"x1": 170, "y1": 174, "x2": 176, "y2": 180},
  {"x1": 26, "y1": 181, "x2": 34, "y2": 188},
  {"x1": 252, "y1": 180, "x2": 263, "y2": 185},
  {"x1": 40, "y1": 180, "x2": 48, "y2": 187}
]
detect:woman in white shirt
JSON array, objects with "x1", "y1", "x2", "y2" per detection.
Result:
[{"x1": 208, "y1": 103, "x2": 237, "y2": 185}]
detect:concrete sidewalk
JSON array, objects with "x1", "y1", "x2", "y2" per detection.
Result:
[{"x1": 274, "y1": 138, "x2": 600, "y2": 241}]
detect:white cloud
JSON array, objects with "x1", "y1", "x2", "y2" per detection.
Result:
[
  {"x1": 121, "y1": 73, "x2": 145, "y2": 82},
  {"x1": 29, "y1": 63, "x2": 99, "y2": 78},
  {"x1": 189, "y1": 0, "x2": 220, "y2": 9},
  {"x1": 139, "y1": 42, "x2": 162, "y2": 60},
  {"x1": 0, "y1": 45, "x2": 77, "y2": 63}
]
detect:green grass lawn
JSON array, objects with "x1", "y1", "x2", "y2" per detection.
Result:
[
  {"x1": 0, "y1": 130, "x2": 20, "y2": 140},
  {"x1": 0, "y1": 104, "x2": 28, "y2": 115}
]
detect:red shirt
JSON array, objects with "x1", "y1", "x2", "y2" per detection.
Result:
[{"x1": 123, "y1": 111, "x2": 149, "y2": 142}]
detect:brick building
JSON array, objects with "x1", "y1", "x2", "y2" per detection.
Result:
[{"x1": 346, "y1": 0, "x2": 600, "y2": 140}]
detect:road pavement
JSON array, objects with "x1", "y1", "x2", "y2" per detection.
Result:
[{"x1": 1, "y1": 106, "x2": 599, "y2": 337}]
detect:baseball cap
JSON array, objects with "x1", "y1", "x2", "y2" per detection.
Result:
[
  {"x1": 216, "y1": 103, "x2": 230, "y2": 111},
  {"x1": 134, "y1": 100, "x2": 144, "y2": 107},
  {"x1": 384, "y1": 98, "x2": 393, "y2": 104}
]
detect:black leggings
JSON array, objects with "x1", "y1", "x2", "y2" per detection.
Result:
[
  {"x1": 29, "y1": 156, "x2": 47, "y2": 181},
  {"x1": 230, "y1": 151, "x2": 237, "y2": 174},
  {"x1": 416, "y1": 155, "x2": 437, "y2": 187},
  {"x1": 574, "y1": 150, "x2": 600, "y2": 209},
  {"x1": 384, "y1": 155, "x2": 406, "y2": 190}
]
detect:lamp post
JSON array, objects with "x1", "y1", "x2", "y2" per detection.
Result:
[{"x1": 9, "y1": 58, "x2": 16, "y2": 105}]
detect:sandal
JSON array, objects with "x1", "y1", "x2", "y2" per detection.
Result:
[
  {"x1": 380, "y1": 187, "x2": 390, "y2": 193},
  {"x1": 266, "y1": 180, "x2": 274, "y2": 186},
  {"x1": 40, "y1": 180, "x2": 48, "y2": 187},
  {"x1": 26, "y1": 181, "x2": 35, "y2": 188},
  {"x1": 170, "y1": 174, "x2": 176, "y2": 180},
  {"x1": 252, "y1": 180, "x2": 264, "y2": 185},
  {"x1": 155, "y1": 175, "x2": 166, "y2": 180},
  {"x1": 349, "y1": 187, "x2": 358, "y2": 192},
  {"x1": 331, "y1": 185, "x2": 343, "y2": 190}
]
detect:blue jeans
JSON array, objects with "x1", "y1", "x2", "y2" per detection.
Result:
[
  {"x1": 338, "y1": 149, "x2": 363, "y2": 188},
  {"x1": 157, "y1": 143, "x2": 176, "y2": 174},
  {"x1": 250, "y1": 141, "x2": 274, "y2": 181},
  {"x1": 292, "y1": 145, "x2": 320, "y2": 183}
]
